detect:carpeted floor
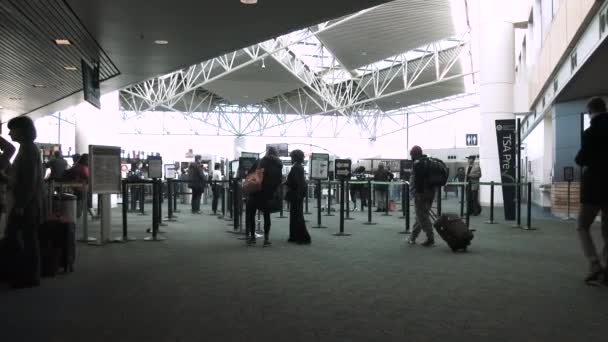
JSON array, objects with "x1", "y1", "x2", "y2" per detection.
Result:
[{"x1": 2, "y1": 197, "x2": 608, "y2": 342}]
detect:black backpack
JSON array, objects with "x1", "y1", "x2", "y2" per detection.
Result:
[{"x1": 424, "y1": 157, "x2": 449, "y2": 187}]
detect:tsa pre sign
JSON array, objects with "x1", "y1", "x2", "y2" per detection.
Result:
[{"x1": 495, "y1": 119, "x2": 516, "y2": 221}]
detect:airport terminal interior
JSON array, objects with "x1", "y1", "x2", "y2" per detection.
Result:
[{"x1": 2, "y1": 0, "x2": 608, "y2": 340}]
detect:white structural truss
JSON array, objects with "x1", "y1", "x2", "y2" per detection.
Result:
[{"x1": 120, "y1": 6, "x2": 478, "y2": 140}]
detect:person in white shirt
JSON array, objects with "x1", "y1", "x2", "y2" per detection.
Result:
[{"x1": 211, "y1": 163, "x2": 222, "y2": 214}]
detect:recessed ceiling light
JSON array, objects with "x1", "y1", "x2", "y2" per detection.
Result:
[
  {"x1": 64, "y1": 65, "x2": 78, "y2": 71},
  {"x1": 32, "y1": 84, "x2": 47, "y2": 88},
  {"x1": 0, "y1": 105, "x2": 4, "y2": 109},
  {"x1": 154, "y1": 40, "x2": 169, "y2": 45},
  {"x1": 361, "y1": 52, "x2": 367, "y2": 56},
  {"x1": 55, "y1": 39, "x2": 71, "y2": 45},
  {"x1": 395, "y1": 101, "x2": 400, "y2": 104},
  {"x1": 9, "y1": 97, "x2": 21, "y2": 101},
  {"x1": 241, "y1": 0, "x2": 258, "y2": 4}
]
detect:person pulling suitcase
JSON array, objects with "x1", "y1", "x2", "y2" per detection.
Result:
[{"x1": 407, "y1": 146, "x2": 436, "y2": 247}]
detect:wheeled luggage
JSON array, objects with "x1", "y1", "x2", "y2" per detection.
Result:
[
  {"x1": 39, "y1": 220, "x2": 76, "y2": 275},
  {"x1": 431, "y1": 211, "x2": 474, "y2": 252}
]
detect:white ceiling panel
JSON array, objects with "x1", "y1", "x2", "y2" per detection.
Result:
[
  {"x1": 316, "y1": 0, "x2": 457, "y2": 70},
  {"x1": 202, "y1": 58, "x2": 306, "y2": 106}
]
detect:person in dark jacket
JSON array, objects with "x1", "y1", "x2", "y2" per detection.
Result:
[
  {"x1": 1, "y1": 116, "x2": 44, "y2": 288},
  {"x1": 575, "y1": 97, "x2": 608, "y2": 285},
  {"x1": 286, "y1": 149, "x2": 311, "y2": 244},
  {"x1": 407, "y1": 145, "x2": 435, "y2": 247},
  {"x1": 373, "y1": 163, "x2": 390, "y2": 212},
  {"x1": 188, "y1": 155, "x2": 206, "y2": 214},
  {"x1": 245, "y1": 147, "x2": 283, "y2": 246},
  {"x1": 45, "y1": 150, "x2": 68, "y2": 180}
]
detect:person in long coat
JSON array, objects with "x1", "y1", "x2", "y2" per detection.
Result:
[
  {"x1": 286, "y1": 149, "x2": 311, "y2": 244},
  {"x1": 2, "y1": 116, "x2": 45, "y2": 288}
]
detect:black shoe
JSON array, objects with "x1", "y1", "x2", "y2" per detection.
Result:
[
  {"x1": 287, "y1": 238, "x2": 296, "y2": 243},
  {"x1": 421, "y1": 239, "x2": 435, "y2": 247},
  {"x1": 263, "y1": 240, "x2": 272, "y2": 247},
  {"x1": 585, "y1": 268, "x2": 603, "y2": 285},
  {"x1": 246, "y1": 238, "x2": 256, "y2": 245},
  {"x1": 297, "y1": 239, "x2": 311, "y2": 245}
]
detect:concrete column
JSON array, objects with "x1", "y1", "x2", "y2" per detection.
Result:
[
  {"x1": 75, "y1": 91, "x2": 121, "y2": 154},
  {"x1": 479, "y1": 0, "x2": 515, "y2": 205},
  {"x1": 74, "y1": 91, "x2": 121, "y2": 208},
  {"x1": 233, "y1": 136, "x2": 247, "y2": 159}
]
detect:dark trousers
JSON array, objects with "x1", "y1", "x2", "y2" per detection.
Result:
[
  {"x1": 191, "y1": 187, "x2": 203, "y2": 212},
  {"x1": 211, "y1": 185, "x2": 220, "y2": 214},
  {"x1": 289, "y1": 198, "x2": 310, "y2": 243},
  {"x1": 577, "y1": 203, "x2": 608, "y2": 270},
  {"x1": 245, "y1": 200, "x2": 271, "y2": 239},
  {"x1": 468, "y1": 189, "x2": 481, "y2": 216}
]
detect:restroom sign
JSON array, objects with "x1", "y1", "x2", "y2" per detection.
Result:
[{"x1": 466, "y1": 134, "x2": 478, "y2": 146}]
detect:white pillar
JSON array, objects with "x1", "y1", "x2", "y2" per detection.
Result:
[
  {"x1": 233, "y1": 136, "x2": 247, "y2": 159},
  {"x1": 479, "y1": 0, "x2": 515, "y2": 205},
  {"x1": 74, "y1": 91, "x2": 122, "y2": 208},
  {"x1": 75, "y1": 91, "x2": 121, "y2": 154}
]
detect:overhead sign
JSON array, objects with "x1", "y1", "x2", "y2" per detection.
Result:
[
  {"x1": 89, "y1": 145, "x2": 121, "y2": 194},
  {"x1": 81, "y1": 59, "x2": 101, "y2": 109},
  {"x1": 495, "y1": 119, "x2": 517, "y2": 221},
  {"x1": 310, "y1": 153, "x2": 329, "y2": 180},
  {"x1": 466, "y1": 134, "x2": 478, "y2": 146},
  {"x1": 334, "y1": 159, "x2": 352, "y2": 180}
]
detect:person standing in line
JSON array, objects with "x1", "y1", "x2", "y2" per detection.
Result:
[
  {"x1": 286, "y1": 149, "x2": 311, "y2": 245},
  {"x1": 188, "y1": 155, "x2": 206, "y2": 214},
  {"x1": 2, "y1": 117, "x2": 45, "y2": 288},
  {"x1": 373, "y1": 163, "x2": 390, "y2": 212},
  {"x1": 244, "y1": 147, "x2": 283, "y2": 246},
  {"x1": 575, "y1": 97, "x2": 608, "y2": 285},
  {"x1": 211, "y1": 163, "x2": 222, "y2": 215},
  {"x1": 465, "y1": 155, "x2": 482, "y2": 216},
  {"x1": 0, "y1": 137, "x2": 16, "y2": 228},
  {"x1": 407, "y1": 145, "x2": 435, "y2": 247},
  {"x1": 45, "y1": 150, "x2": 68, "y2": 180}
]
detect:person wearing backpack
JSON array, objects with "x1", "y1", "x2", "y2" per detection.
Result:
[
  {"x1": 244, "y1": 147, "x2": 283, "y2": 246},
  {"x1": 407, "y1": 145, "x2": 436, "y2": 247}
]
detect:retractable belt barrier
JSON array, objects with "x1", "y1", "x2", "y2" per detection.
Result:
[{"x1": 121, "y1": 179, "x2": 165, "y2": 242}]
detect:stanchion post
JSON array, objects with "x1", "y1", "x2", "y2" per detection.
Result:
[
  {"x1": 465, "y1": 181, "x2": 471, "y2": 228},
  {"x1": 334, "y1": 179, "x2": 351, "y2": 236},
  {"x1": 312, "y1": 179, "x2": 327, "y2": 228},
  {"x1": 220, "y1": 181, "x2": 226, "y2": 218},
  {"x1": 325, "y1": 181, "x2": 335, "y2": 216},
  {"x1": 115, "y1": 181, "x2": 136, "y2": 242},
  {"x1": 139, "y1": 184, "x2": 146, "y2": 215},
  {"x1": 383, "y1": 183, "x2": 391, "y2": 216},
  {"x1": 486, "y1": 181, "x2": 496, "y2": 224},
  {"x1": 145, "y1": 179, "x2": 165, "y2": 241},
  {"x1": 525, "y1": 181, "x2": 534, "y2": 230},
  {"x1": 173, "y1": 180, "x2": 179, "y2": 213},
  {"x1": 516, "y1": 182, "x2": 522, "y2": 228},
  {"x1": 304, "y1": 181, "x2": 311, "y2": 214},
  {"x1": 437, "y1": 186, "x2": 442, "y2": 216},
  {"x1": 566, "y1": 180, "x2": 571, "y2": 219},
  {"x1": 276, "y1": 184, "x2": 287, "y2": 218},
  {"x1": 345, "y1": 180, "x2": 354, "y2": 220},
  {"x1": 167, "y1": 180, "x2": 177, "y2": 222},
  {"x1": 364, "y1": 180, "x2": 376, "y2": 225},
  {"x1": 400, "y1": 183, "x2": 407, "y2": 219},
  {"x1": 460, "y1": 184, "x2": 465, "y2": 217},
  {"x1": 399, "y1": 182, "x2": 410, "y2": 234},
  {"x1": 159, "y1": 181, "x2": 167, "y2": 227}
]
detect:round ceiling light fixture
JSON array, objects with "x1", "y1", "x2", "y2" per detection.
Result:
[
  {"x1": 154, "y1": 40, "x2": 169, "y2": 45},
  {"x1": 241, "y1": 0, "x2": 258, "y2": 4}
]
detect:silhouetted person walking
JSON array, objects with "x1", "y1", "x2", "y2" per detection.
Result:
[
  {"x1": 188, "y1": 155, "x2": 206, "y2": 214},
  {"x1": 575, "y1": 97, "x2": 608, "y2": 285},
  {"x1": 286, "y1": 149, "x2": 311, "y2": 244}
]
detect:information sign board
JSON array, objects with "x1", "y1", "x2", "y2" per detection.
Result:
[
  {"x1": 334, "y1": 159, "x2": 352, "y2": 180},
  {"x1": 89, "y1": 145, "x2": 121, "y2": 194},
  {"x1": 310, "y1": 153, "x2": 329, "y2": 180}
]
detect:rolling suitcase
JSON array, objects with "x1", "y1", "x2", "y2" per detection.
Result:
[
  {"x1": 430, "y1": 211, "x2": 474, "y2": 252},
  {"x1": 39, "y1": 220, "x2": 76, "y2": 274}
]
